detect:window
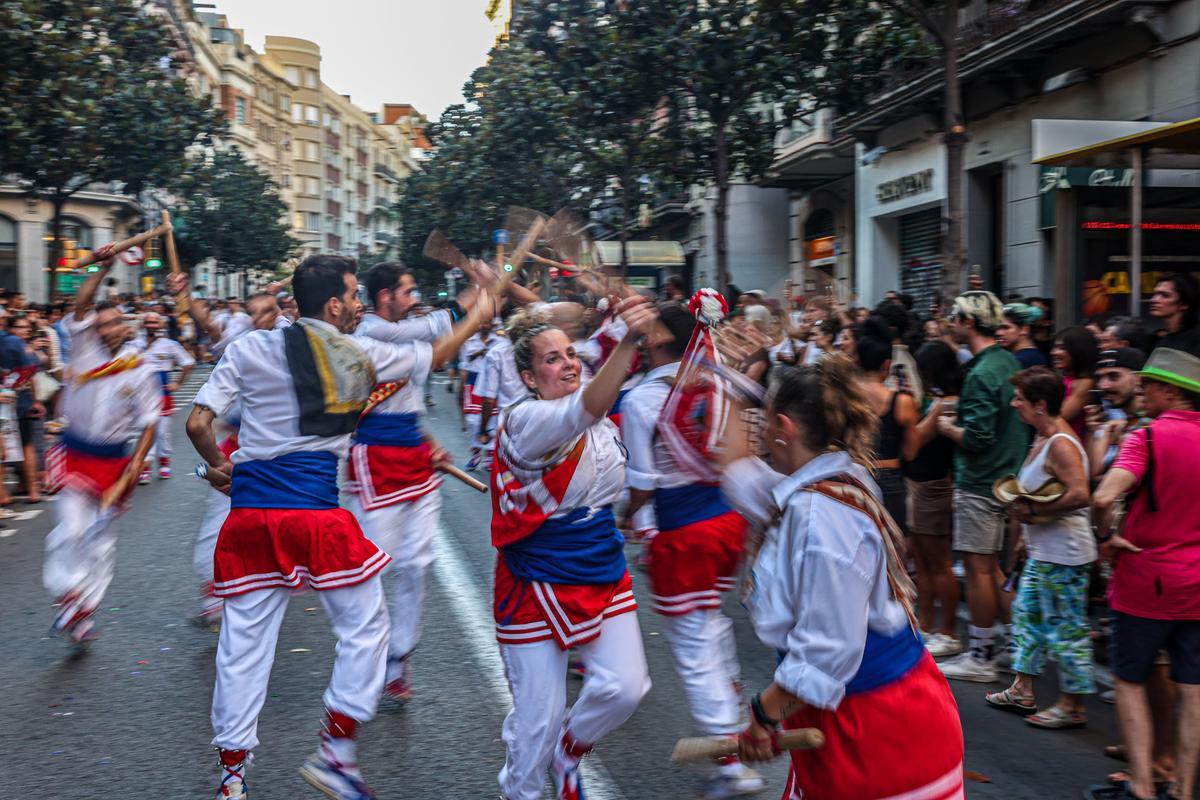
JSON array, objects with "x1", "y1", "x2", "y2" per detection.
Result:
[
  {"x1": 305, "y1": 69, "x2": 318, "y2": 88},
  {"x1": 306, "y1": 176, "x2": 320, "y2": 195},
  {"x1": 305, "y1": 105, "x2": 319, "y2": 126},
  {"x1": 331, "y1": 118, "x2": 341, "y2": 134},
  {"x1": 0, "y1": 215, "x2": 17, "y2": 291},
  {"x1": 303, "y1": 141, "x2": 318, "y2": 161},
  {"x1": 47, "y1": 217, "x2": 93, "y2": 250},
  {"x1": 281, "y1": 172, "x2": 291, "y2": 189},
  {"x1": 292, "y1": 103, "x2": 302, "y2": 123},
  {"x1": 284, "y1": 66, "x2": 300, "y2": 85},
  {"x1": 281, "y1": 95, "x2": 290, "y2": 112},
  {"x1": 293, "y1": 211, "x2": 304, "y2": 230},
  {"x1": 305, "y1": 212, "x2": 321, "y2": 232}
]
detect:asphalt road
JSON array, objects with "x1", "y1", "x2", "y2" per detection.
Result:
[{"x1": 1, "y1": 367, "x2": 1121, "y2": 799}]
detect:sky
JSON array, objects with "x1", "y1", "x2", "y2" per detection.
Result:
[{"x1": 210, "y1": 0, "x2": 498, "y2": 120}]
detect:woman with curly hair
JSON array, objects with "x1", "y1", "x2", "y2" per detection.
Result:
[{"x1": 721, "y1": 356, "x2": 965, "y2": 800}]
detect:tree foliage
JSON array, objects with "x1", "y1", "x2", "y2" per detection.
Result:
[
  {"x1": 170, "y1": 148, "x2": 295, "y2": 283},
  {"x1": 0, "y1": 0, "x2": 223, "y2": 297}
]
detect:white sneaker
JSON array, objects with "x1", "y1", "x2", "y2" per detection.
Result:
[
  {"x1": 937, "y1": 652, "x2": 998, "y2": 683},
  {"x1": 924, "y1": 633, "x2": 963, "y2": 659},
  {"x1": 702, "y1": 760, "x2": 767, "y2": 798}
]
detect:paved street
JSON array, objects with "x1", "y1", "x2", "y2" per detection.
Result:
[{"x1": 2, "y1": 369, "x2": 1121, "y2": 799}]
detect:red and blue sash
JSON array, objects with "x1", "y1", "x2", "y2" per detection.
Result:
[
  {"x1": 51, "y1": 430, "x2": 130, "y2": 499},
  {"x1": 502, "y1": 506, "x2": 626, "y2": 586},
  {"x1": 490, "y1": 434, "x2": 586, "y2": 549},
  {"x1": 231, "y1": 451, "x2": 339, "y2": 509},
  {"x1": 653, "y1": 483, "x2": 732, "y2": 531},
  {"x1": 347, "y1": 411, "x2": 439, "y2": 510}
]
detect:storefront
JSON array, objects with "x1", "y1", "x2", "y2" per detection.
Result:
[
  {"x1": 593, "y1": 240, "x2": 686, "y2": 293},
  {"x1": 855, "y1": 139, "x2": 947, "y2": 309}
]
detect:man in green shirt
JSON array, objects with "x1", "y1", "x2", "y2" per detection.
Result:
[{"x1": 936, "y1": 290, "x2": 1028, "y2": 682}]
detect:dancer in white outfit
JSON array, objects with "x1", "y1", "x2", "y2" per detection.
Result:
[{"x1": 490, "y1": 299, "x2": 657, "y2": 800}]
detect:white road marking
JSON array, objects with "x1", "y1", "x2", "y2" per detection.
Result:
[{"x1": 432, "y1": 525, "x2": 627, "y2": 800}]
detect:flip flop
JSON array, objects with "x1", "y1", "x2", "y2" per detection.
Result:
[{"x1": 1026, "y1": 706, "x2": 1086, "y2": 729}]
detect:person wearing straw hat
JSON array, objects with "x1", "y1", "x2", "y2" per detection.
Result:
[{"x1": 1088, "y1": 347, "x2": 1200, "y2": 800}]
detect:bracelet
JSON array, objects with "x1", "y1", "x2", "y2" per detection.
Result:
[{"x1": 749, "y1": 693, "x2": 779, "y2": 729}]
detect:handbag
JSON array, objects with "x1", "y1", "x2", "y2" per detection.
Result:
[{"x1": 32, "y1": 370, "x2": 61, "y2": 403}]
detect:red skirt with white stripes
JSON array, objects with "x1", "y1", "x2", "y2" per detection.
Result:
[
  {"x1": 213, "y1": 508, "x2": 391, "y2": 597},
  {"x1": 345, "y1": 442, "x2": 441, "y2": 511},
  {"x1": 493, "y1": 558, "x2": 637, "y2": 650},
  {"x1": 647, "y1": 511, "x2": 745, "y2": 615},
  {"x1": 780, "y1": 653, "x2": 964, "y2": 800}
]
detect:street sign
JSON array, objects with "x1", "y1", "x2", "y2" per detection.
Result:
[
  {"x1": 492, "y1": 229, "x2": 510, "y2": 245},
  {"x1": 120, "y1": 245, "x2": 145, "y2": 266}
]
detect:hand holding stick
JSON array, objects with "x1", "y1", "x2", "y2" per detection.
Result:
[
  {"x1": 671, "y1": 729, "x2": 824, "y2": 764},
  {"x1": 160, "y1": 210, "x2": 190, "y2": 313},
  {"x1": 99, "y1": 425, "x2": 157, "y2": 512},
  {"x1": 75, "y1": 222, "x2": 173, "y2": 270}
]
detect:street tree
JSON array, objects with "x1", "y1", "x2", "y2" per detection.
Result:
[
  {"x1": 170, "y1": 148, "x2": 294, "y2": 296},
  {"x1": 521, "y1": 0, "x2": 686, "y2": 276},
  {"x1": 0, "y1": 0, "x2": 222, "y2": 298}
]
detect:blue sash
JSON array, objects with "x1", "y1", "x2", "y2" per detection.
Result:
[
  {"x1": 231, "y1": 451, "x2": 339, "y2": 510},
  {"x1": 158, "y1": 370, "x2": 170, "y2": 395},
  {"x1": 845, "y1": 626, "x2": 925, "y2": 695},
  {"x1": 352, "y1": 412, "x2": 423, "y2": 447},
  {"x1": 654, "y1": 483, "x2": 732, "y2": 531},
  {"x1": 62, "y1": 429, "x2": 128, "y2": 459},
  {"x1": 502, "y1": 506, "x2": 627, "y2": 585}
]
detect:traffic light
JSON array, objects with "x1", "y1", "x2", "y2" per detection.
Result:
[
  {"x1": 145, "y1": 236, "x2": 163, "y2": 269},
  {"x1": 503, "y1": 263, "x2": 514, "y2": 273},
  {"x1": 58, "y1": 239, "x2": 77, "y2": 269}
]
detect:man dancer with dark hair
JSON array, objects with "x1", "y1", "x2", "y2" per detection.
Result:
[{"x1": 188, "y1": 254, "x2": 491, "y2": 800}]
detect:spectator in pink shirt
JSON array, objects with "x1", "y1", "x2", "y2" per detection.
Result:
[{"x1": 1090, "y1": 347, "x2": 1200, "y2": 800}]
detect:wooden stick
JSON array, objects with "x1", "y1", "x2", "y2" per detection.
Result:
[
  {"x1": 160, "y1": 210, "x2": 190, "y2": 313},
  {"x1": 99, "y1": 424, "x2": 157, "y2": 512},
  {"x1": 439, "y1": 463, "x2": 487, "y2": 493},
  {"x1": 670, "y1": 728, "x2": 824, "y2": 765},
  {"x1": 73, "y1": 221, "x2": 173, "y2": 270},
  {"x1": 491, "y1": 216, "x2": 547, "y2": 300}
]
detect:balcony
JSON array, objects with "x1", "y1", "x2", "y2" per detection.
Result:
[
  {"x1": 357, "y1": 180, "x2": 368, "y2": 198},
  {"x1": 842, "y1": 0, "x2": 1170, "y2": 136},
  {"x1": 326, "y1": 164, "x2": 341, "y2": 184},
  {"x1": 373, "y1": 162, "x2": 399, "y2": 183},
  {"x1": 326, "y1": 130, "x2": 341, "y2": 151},
  {"x1": 327, "y1": 234, "x2": 342, "y2": 251},
  {"x1": 356, "y1": 151, "x2": 368, "y2": 167},
  {"x1": 326, "y1": 198, "x2": 342, "y2": 217},
  {"x1": 763, "y1": 109, "x2": 857, "y2": 190},
  {"x1": 358, "y1": 212, "x2": 370, "y2": 229}
]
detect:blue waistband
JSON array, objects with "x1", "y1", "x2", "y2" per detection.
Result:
[
  {"x1": 654, "y1": 483, "x2": 732, "y2": 531},
  {"x1": 845, "y1": 626, "x2": 925, "y2": 695},
  {"x1": 353, "y1": 412, "x2": 423, "y2": 447},
  {"x1": 62, "y1": 429, "x2": 128, "y2": 459},
  {"x1": 465, "y1": 371, "x2": 478, "y2": 383},
  {"x1": 503, "y1": 506, "x2": 627, "y2": 585},
  {"x1": 231, "y1": 451, "x2": 339, "y2": 509}
]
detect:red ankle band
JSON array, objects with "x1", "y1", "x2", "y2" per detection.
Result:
[
  {"x1": 325, "y1": 710, "x2": 358, "y2": 739},
  {"x1": 219, "y1": 748, "x2": 248, "y2": 767},
  {"x1": 561, "y1": 731, "x2": 593, "y2": 758}
]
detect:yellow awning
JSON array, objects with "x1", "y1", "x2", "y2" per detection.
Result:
[{"x1": 1033, "y1": 117, "x2": 1200, "y2": 165}]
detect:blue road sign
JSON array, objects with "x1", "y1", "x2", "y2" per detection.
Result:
[{"x1": 492, "y1": 229, "x2": 510, "y2": 245}]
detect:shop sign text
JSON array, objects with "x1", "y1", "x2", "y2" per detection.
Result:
[{"x1": 876, "y1": 169, "x2": 934, "y2": 204}]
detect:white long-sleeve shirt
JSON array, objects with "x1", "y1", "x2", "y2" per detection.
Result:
[
  {"x1": 194, "y1": 319, "x2": 431, "y2": 464},
  {"x1": 721, "y1": 451, "x2": 910, "y2": 710},
  {"x1": 353, "y1": 310, "x2": 451, "y2": 416},
  {"x1": 476, "y1": 337, "x2": 528, "y2": 410},
  {"x1": 62, "y1": 313, "x2": 160, "y2": 446},
  {"x1": 499, "y1": 390, "x2": 626, "y2": 517}
]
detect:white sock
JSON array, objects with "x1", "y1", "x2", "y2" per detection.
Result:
[{"x1": 968, "y1": 625, "x2": 995, "y2": 662}]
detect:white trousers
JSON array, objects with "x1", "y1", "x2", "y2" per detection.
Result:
[
  {"x1": 153, "y1": 414, "x2": 172, "y2": 463},
  {"x1": 210, "y1": 577, "x2": 389, "y2": 750},
  {"x1": 43, "y1": 487, "x2": 118, "y2": 611},
  {"x1": 345, "y1": 490, "x2": 439, "y2": 662},
  {"x1": 193, "y1": 487, "x2": 231, "y2": 584},
  {"x1": 498, "y1": 612, "x2": 651, "y2": 800},
  {"x1": 661, "y1": 607, "x2": 743, "y2": 735},
  {"x1": 466, "y1": 413, "x2": 497, "y2": 453}
]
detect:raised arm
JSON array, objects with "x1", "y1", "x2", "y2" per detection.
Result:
[
  {"x1": 73, "y1": 243, "x2": 117, "y2": 320},
  {"x1": 581, "y1": 297, "x2": 657, "y2": 419}
]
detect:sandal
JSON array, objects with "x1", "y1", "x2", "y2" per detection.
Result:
[
  {"x1": 1026, "y1": 705, "x2": 1086, "y2": 729},
  {"x1": 984, "y1": 687, "x2": 1037, "y2": 716},
  {"x1": 1084, "y1": 782, "x2": 1156, "y2": 799}
]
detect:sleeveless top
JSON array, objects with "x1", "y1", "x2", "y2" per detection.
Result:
[
  {"x1": 902, "y1": 396, "x2": 955, "y2": 482},
  {"x1": 874, "y1": 391, "x2": 904, "y2": 463},
  {"x1": 1017, "y1": 432, "x2": 1097, "y2": 566}
]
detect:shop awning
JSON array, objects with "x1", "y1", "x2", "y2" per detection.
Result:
[
  {"x1": 1033, "y1": 117, "x2": 1200, "y2": 165},
  {"x1": 593, "y1": 240, "x2": 685, "y2": 269}
]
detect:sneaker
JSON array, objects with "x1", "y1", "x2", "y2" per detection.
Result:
[
  {"x1": 551, "y1": 747, "x2": 584, "y2": 800},
  {"x1": 464, "y1": 454, "x2": 481, "y2": 473},
  {"x1": 299, "y1": 751, "x2": 376, "y2": 800},
  {"x1": 138, "y1": 469, "x2": 152, "y2": 485},
  {"x1": 938, "y1": 652, "x2": 998, "y2": 683},
  {"x1": 159, "y1": 466, "x2": 173, "y2": 479},
  {"x1": 383, "y1": 674, "x2": 412, "y2": 703},
  {"x1": 702, "y1": 760, "x2": 767, "y2": 799},
  {"x1": 215, "y1": 752, "x2": 250, "y2": 799},
  {"x1": 924, "y1": 633, "x2": 963, "y2": 659}
]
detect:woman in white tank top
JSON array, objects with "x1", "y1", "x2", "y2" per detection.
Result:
[{"x1": 985, "y1": 367, "x2": 1098, "y2": 729}]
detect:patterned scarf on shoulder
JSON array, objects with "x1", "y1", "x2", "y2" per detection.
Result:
[{"x1": 284, "y1": 318, "x2": 376, "y2": 436}]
